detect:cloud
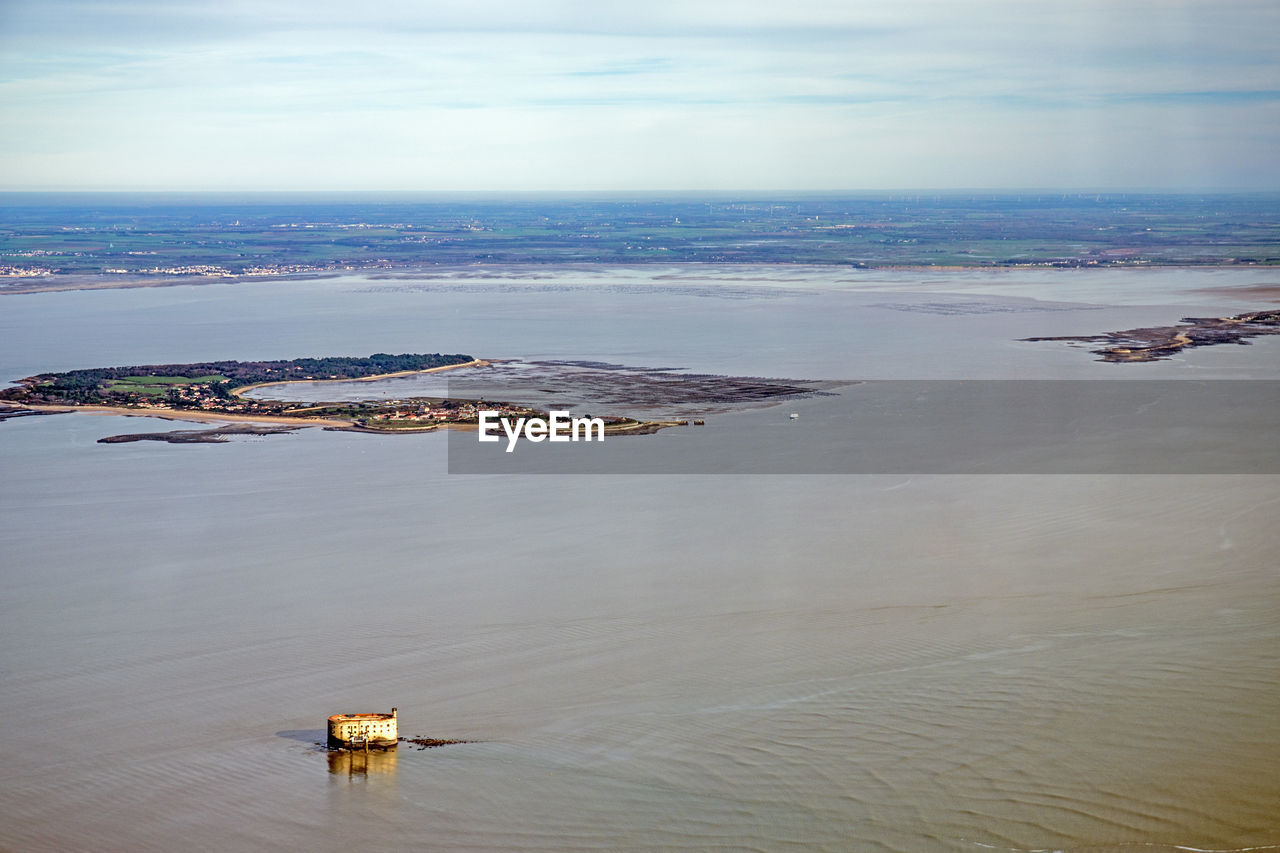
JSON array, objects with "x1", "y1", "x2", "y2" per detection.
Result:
[{"x1": 2, "y1": 0, "x2": 1278, "y2": 189}]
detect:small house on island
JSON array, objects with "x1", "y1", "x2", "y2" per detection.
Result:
[{"x1": 328, "y1": 707, "x2": 398, "y2": 750}]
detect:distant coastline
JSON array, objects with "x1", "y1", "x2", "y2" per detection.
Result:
[
  {"x1": 3, "y1": 194, "x2": 1276, "y2": 295},
  {"x1": 4, "y1": 259, "x2": 1278, "y2": 296},
  {"x1": 0, "y1": 270, "x2": 346, "y2": 296}
]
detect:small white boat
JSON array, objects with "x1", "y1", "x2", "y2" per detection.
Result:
[{"x1": 789, "y1": 413, "x2": 799, "y2": 419}]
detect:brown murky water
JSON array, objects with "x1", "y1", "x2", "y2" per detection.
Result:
[{"x1": 2, "y1": 267, "x2": 1278, "y2": 852}]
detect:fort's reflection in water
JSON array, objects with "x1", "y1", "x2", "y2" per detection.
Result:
[{"x1": 327, "y1": 748, "x2": 398, "y2": 778}]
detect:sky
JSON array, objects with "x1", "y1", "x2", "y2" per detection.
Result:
[{"x1": 1, "y1": 0, "x2": 1277, "y2": 192}]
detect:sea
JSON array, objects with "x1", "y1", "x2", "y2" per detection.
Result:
[{"x1": 1, "y1": 265, "x2": 1278, "y2": 852}]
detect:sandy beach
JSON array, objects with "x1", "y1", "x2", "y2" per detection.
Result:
[{"x1": 2, "y1": 402, "x2": 356, "y2": 429}]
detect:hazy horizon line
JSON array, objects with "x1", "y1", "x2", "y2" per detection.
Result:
[{"x1": 3, "y1": 188, "x2": 1278, "y2": 200}]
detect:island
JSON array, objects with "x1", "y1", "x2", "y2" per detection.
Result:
[
  {"x1": 0, "y1": 352, "x2": 690, "y2": 441},
  {"x1": 1023, "y1": 309, "x2": 1280, "y2": 363}
]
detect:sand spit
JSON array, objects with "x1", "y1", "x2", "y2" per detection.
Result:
[
  {"x1": 2, "y1": 402, "x2": 354, "y2": 429},
  {"x1": 1023, "y1": 309, "x2": 1280, "y2": 362},
  {"x1": 230, "y1": 359, "x2": 491, "y2": 398}
]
